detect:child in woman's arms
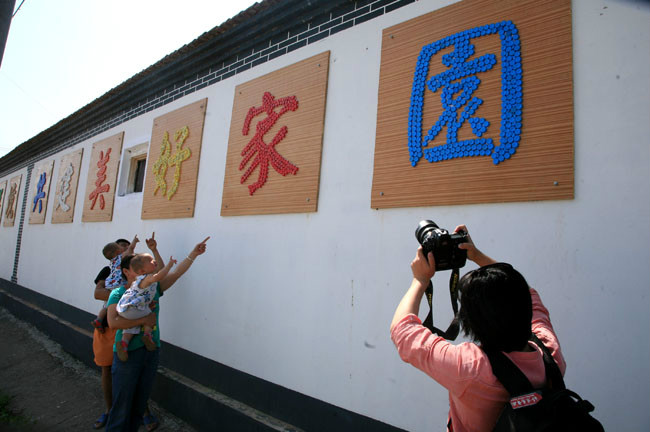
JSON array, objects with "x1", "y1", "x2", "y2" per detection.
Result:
[{"x1": 115, "y1": 253, "x2": 176, "y2": 361}]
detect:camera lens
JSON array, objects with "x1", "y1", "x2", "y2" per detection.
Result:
[{"x1": 415, "y1": 220, "x2": 439, "y2": 244}]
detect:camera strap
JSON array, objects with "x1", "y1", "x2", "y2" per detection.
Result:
[{"x1": 422, "y1": 268, "x2": 460, "y2": 340}]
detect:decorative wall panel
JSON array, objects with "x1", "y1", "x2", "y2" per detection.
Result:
[
  {"x1": 372, "y1": 0, "x2": 573, "y2": 208},
  {"x1": 52, "y1": 149, "x2": 84, "y2": 224},
  {"x1": 0, "y1": 180, "x2": 7, "y2": 226},
  {"x1": 3, "y1": 174, "x2": 22, "y2": 227},
  {"x1": 221, "y1": 51, "x2": 330, "y2": 216},
  {"x1": 28, "y1": 159, "x2": 55, "y2": 224},
  {"x1": 82, "y1": 133, "x2": 123, "y2": 222},
  {"x1": 141, "y1": 99, "x2": 207, "y2": 220}
]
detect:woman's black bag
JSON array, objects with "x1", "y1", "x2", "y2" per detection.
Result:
[{"x1": 484, "y1": 335, "x2": 604, "y2": 432}]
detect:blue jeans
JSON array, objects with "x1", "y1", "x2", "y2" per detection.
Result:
[{"x1": 106, "y1": 347, "x2": 160, "y2": 432}]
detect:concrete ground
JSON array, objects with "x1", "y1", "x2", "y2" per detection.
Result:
[{"x1": 0, "y1": 307, "x2": 195, "y2": 432}]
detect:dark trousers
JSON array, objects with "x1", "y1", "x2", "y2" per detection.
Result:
[{"x1": 106, "y1": 347, "x2": 160, "y2": 432}]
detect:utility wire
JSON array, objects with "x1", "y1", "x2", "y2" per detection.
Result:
[
  {"x1": 0, "y1": 70, "x2": 55, "y2": 116},
  {"x1": 12, "y1": 0, "x2": 26, "y2": 18}
]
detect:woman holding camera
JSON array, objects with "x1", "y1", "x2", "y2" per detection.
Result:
[{"x1": 390, "y1": 225, "x2": 566, "y2": 431}]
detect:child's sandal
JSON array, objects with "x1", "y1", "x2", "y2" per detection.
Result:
[
  {"x1": 91, "y1": 319, "x2": 105, "y2": 333},
  {"x1": 143, "y1": 413, "x2": 159, "y2": 431},
  {"x1": 93, "y1": 412, "x2": 108, "y2": 429},
  {"x1": 142, "y1": 332, "x2": 157, "y2": 351},
  {"x1": 117, "y1": 341, "x2": 129, "y2": 362}
]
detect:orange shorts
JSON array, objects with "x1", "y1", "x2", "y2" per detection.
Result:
[{"x1": 93, "y1": 327, "x2": 117, "y2": 367}]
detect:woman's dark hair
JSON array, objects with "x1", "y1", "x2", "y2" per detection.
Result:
[
  {"x1": 121, "y1": 254, "x2": 136, "y2": 279},
  {"x1": 458, "y1": 263, "x2": 532, "y2": 352}
]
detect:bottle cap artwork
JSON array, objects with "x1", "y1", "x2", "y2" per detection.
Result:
[{"x1": 372, "y1": 0, "x2": 574, "y2": 209}]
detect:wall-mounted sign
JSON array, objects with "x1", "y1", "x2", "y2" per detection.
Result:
[
  {"x1": 82, "y1": 133, "x2": 123, "y2": 222},
  {"x1": 28, "y1": 159, "x2": 55, "y2": 224},
  {"x1": 141, "y1": 98, "x2": 207, "y2": 219},
  {"x1": 3, "y1": 174, "x2": 22, "y2": 227},
  {"x1": 221, "y1": 51, "x2": 330, "y2": 216},
  {"x1": 52, "y1": 149, "x2": 84, "y2": 224},
  {"x1": 0, "y1": 180, "x2": 7, "y2": 226},
  {"x1": 372, "y1": 0, "x2": 574, "y2": 208}
]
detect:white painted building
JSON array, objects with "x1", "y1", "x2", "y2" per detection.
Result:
[{"x1": 0, "y1": 1, "x2": 648, "y2": 430}]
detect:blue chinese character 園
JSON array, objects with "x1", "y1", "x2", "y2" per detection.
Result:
[{"x1": 407, "y1": 21, "x2": 522, "y2": 166}]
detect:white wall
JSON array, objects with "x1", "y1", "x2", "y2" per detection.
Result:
[{"x1": 3, "y1": 0, "x2": 649, "y2": 430}]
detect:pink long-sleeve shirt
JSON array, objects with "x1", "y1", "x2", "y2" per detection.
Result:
[{"x1": 391, "y1": 288, "x2": 566, "y2": 432}]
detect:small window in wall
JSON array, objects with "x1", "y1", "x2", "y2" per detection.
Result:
[
  {"x1": 118, "y1": 142, "x2": 149, "y2": 196},
  {"x1": 131, "y1": 155, "x2": 147, "y2": 193},
  {"x1": 133, "y1": 157, "x2": 146, "y2": 193}
]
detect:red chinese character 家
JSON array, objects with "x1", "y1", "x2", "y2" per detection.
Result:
[{"x1": 239, "y1": 91, "x2": 299, "y2": 195}]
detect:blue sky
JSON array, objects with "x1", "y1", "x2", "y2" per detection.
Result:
[{"x1": 0, "y1": 0, "x2": 257, "y2": 158}]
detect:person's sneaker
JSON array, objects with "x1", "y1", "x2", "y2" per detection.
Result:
[
  {"x1": 142, "y1": 333, "x2": 157, "y2": 351},
  {"x1": 117, "y1": 341, "x2": 129, "y2": 361}
]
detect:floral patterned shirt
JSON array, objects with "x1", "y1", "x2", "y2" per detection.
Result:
[{"x1": 105, "y1": 255, "x2": 126, "y2": 290}]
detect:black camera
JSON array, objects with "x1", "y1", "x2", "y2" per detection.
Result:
[{"x1": 415, "y1": 220, "x2": 469, "y2": 271}]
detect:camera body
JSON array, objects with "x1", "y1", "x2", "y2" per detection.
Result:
[{"x1": 415, "y1": 220, "x2": 469, "y2": 271}]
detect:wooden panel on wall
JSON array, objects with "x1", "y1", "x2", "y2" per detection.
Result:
[
  {"x1": 52, "y1": 149, "x2": 84, "y2": 224},
  {"x1": 221, "y1": 51, "x2": 330, "y2": 216},
  {"x1": 141, "y1": 99, "x2": 208, "y2": 219},
  {"x1": 372, "y1": 0, "x2": 573, "y2": 208},
  {"x1": 28, "y1": 160, "x2": 55, "y2": 224},
  {"x1": 0, "y1": 180, "x2": 7, "y2": 226},
  {"x1": 3, "y1": 174, "x2": 22, "y2": 227},
  {"x1": 82, "y1": 133, "x2": 124, "y2": 222}
]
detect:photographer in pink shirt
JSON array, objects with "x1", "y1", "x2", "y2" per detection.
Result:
[{"x1": 390, "y1": 225, "x2": 565, "y2": 432}]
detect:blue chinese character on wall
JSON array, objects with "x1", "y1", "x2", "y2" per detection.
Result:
[
  {"x1": 32, "y1": 172, "x2": 46, "y2": 213},
  {"x1": 407, "y1": 21, "x2": 522, "y2": 166}
]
